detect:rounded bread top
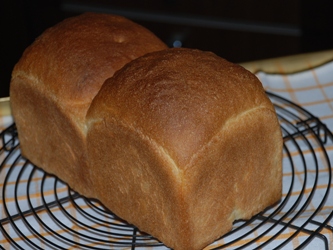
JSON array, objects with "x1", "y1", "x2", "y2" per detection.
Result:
[
  {"x1": 88, "y1": 48, "x2": 274, "y2": 168},
  {"x1": 11, "y1": 12, "x2": 167, "y2": 120}
]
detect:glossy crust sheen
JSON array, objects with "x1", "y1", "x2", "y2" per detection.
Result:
[
  {"x1": 10, "y1": 13, "x2": 167, "y2": 196},
  {"x1": 86, "y1": 48, "x2": 283, "y2": 250}
]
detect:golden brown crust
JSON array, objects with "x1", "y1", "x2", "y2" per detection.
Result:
[
  {"x1": 87, "y1": 48, "x2": 283, "y2": 249},
  {"x1": 10, "y1": 12, "x2": 167, "y2": 197}
]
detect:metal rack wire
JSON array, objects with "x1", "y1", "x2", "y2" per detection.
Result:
[{"x1": 0, "y1": 92, "x2": 332, "y2": 249}]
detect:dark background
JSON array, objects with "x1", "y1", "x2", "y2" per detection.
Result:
[{"x1": 1, "y1": 0, "x2": 333, "y2": 98}]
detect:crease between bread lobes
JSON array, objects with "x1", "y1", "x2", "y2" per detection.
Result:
[{"x1": 10, "y1": 12, "x2": 283, "y2": 250}]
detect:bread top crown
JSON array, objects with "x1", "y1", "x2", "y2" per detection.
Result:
[
  {"x1": 11, "y1": 12, "x2": 167, "y2": 128},
  {"x1": 87, "y1": 48, "x2": 273, "y2": 168}
]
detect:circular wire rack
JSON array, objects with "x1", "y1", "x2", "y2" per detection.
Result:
[{"x1": 1, "y1": 92, "x2": 333, "y2": 250}]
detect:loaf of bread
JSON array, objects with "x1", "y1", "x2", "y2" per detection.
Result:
[
  {"x1": 10, "y1": 13, "x2": 283, "y2": 250},
  {"x1": 10, "y1": 12, "x2": 167, "y2": 196}
]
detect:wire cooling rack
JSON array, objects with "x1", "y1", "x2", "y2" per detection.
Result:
[{"x1": 1, "y1": 91, "x2": 333, "y2": 250}]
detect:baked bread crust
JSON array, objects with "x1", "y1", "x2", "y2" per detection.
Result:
[
  {"x1": 10, "y1": 12, "x2": 167, "y2": 196},
  {"x1": 86, "y1": 48, "x2": 283, "y2": 249}
]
